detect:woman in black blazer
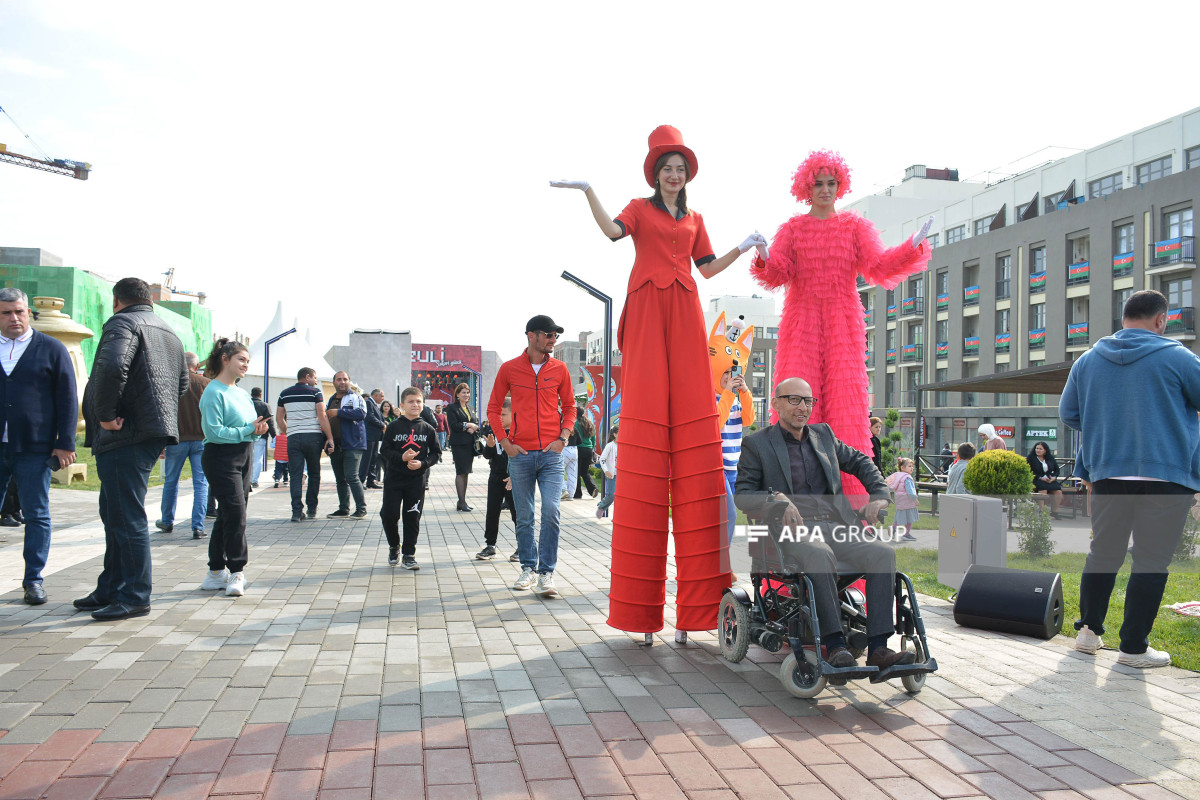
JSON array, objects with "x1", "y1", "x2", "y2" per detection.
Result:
[
  {"x1": 445, "y1": 382, "x2": 480, "y2": 511},
  {"x1": 1026, "y1": 441, "x2": 1064, "y2": 518}
]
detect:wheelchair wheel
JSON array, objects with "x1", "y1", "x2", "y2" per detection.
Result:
[
  {"x1": 718, "y1": 593, "x2": 750, "y2": 663},
  {"x1": 779, "y1": 649, "x2": 826, "y2": 699},
  {"x1": 900, "y1": 636, "x2": 928, "y2": 695}
]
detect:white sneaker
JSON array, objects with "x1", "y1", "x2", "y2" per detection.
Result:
[
  {"x1": 535, "y1": 571, "x2": 558, "y2": 597},
  {"x1": 1116, "y1": 646, "x2": 1171, "y2": 668},
  {"x1": 513, "y1": 568, "x2": 536, "y2": 591},
  {"x1": 225, "y1": 572, "x2": 246, "y2": 597},
  {"x1": 201, "y1": 568, "x2": 230, "y2": 590},
  {"x1": 1075, "y1": 625, "x2": 1103, "y2": 654}
]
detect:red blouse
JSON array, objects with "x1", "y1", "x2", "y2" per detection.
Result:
[{"x1": 614, "y1": 199, "x2": 715, "y2": 296}]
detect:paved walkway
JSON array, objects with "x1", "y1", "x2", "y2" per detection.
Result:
[{"x1": 0, "y1": 465, "x2": 1197, "y2": 799}]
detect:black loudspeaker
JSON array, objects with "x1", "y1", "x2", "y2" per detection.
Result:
[{"x1": 953, "y1": 565, "x2": 1064, "y2": 640}]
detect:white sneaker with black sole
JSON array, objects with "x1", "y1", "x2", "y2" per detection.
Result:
[
  {"x1": 201, "y1": 568, "x2": 230, "y2": 590},
  {"x1": 1116, "y1": 646, "x2": 1171, "y2": 668},
  {"x1": 513, "y1": 568, "x2": 536, "y2": 590}
]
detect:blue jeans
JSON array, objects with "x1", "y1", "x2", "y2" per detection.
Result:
[
  {"x1": 508, "y1": 448, "x2": 565, "y2": 573},
  {"x1": 0, "y1": 445, "x2": 53, "y2": 586},
  {"x1": 724, "y1": 469, "x2": 737, "y2": 544},
  {"x1": 160, "y1": 439, "x2": 208, "y2": 532},
  {"x1": 94, "y1": 438, "x2": 167, "y2": 607},
  {"x1": 288, "y1": 432, "x2": 325, "y2": 514},
  {"x1": 330, "y1": 448, "x2": 366, "y2": 513},
  {"x1": 597, "y1": 475, "x2": 616, "y2": 513},
  {"x1": 251, "y1": 437, "x2": 267, "y2": 484}
]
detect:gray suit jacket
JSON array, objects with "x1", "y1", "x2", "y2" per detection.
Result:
[{"x1": 734, "y1": 423, "x2": 889, "y2": 524}]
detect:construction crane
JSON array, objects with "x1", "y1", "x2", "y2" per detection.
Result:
[{"x1": 0, "y1": 104, "x2": 90, "y2": 180}]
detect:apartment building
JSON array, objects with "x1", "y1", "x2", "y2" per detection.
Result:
[{"x1": 852, "y1": 107, "x2": 1200, "y2": 457}]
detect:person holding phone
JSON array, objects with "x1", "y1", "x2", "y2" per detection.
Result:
[{"x1": 198, "y1": 339, "x2": 270, "y2": 597}]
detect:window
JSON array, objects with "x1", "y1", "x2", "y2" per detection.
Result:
[
  {"x1": 1188, "y1": 146, "x2": 1200, "y2": 170},
  {"x1": 1069, "y1": 234, "x2": 1090, "y2": 264},
  {"x1": 910, "y1": 276, "x2": 924, "y2": 298},
  {"x1": 927, "y1": 233, "x2": 940, "y2": 249},
  {"x1": 764, "y1": 327, "x2": 778, "y2": 339},
  {"x1": 1030, "y1": 302, "x2": 1046, "y2": 331},
  {"x1": 1031, "y1": 245, "x2": 1046, "y2": 274},
  {"x1": 1044, "y1": 191, "x2": 1065, "y2": 214},
  {"x1": 1163, "y1": 278, "x2": 1193, "y2": 309},
  {"x1": 946, "y1": 225, "x2": 966, "y2": 245},
  {"x1": 1165, "y1": 207, "x2": 1194, "y2": 239},
  {"x1": 1114, "y1": 222, "x2": 1135, "y2": 254},
  {"x1": 1029, "y1": 360, "x2": 1046, "y2": 406},
  {"x1": 963, "y1": 316, "x2": 978, "y2": 338},
  {"x1": 1089, "y1": 173, "x2": 1122, "y2": 198},
  {"x1": 1016, "y1": 201, "x2": 1033, "y2": 221},
  {"x1": 886, "y1": 289, "x2": 895, "y2": 307},
  {"x1": 996, "y1": 309, "x2": 1010, "y2": 332},
  {"x1": 974, "y1": 216, "x2": 993, "y2": 237},
  {"x1": 910, "y1": 322, "x2": 924, "y2": 344},
  {"x1": 886, "y1": 329, "x2": 896, "y2": 350},
  {"x1": 995, "y1": 362, "x2": 1010, "y2": 408},
  {"x1": 1114, "y1": 288, "x2": 1133, "y2": 327},
  {"x1": 935, "y1": 368, "x2": 947, "y2": 407},
  {"x1": 1136, "y1": 156, "x2": 1172, "y2": 185},
  {"x1": 936, "y1": 269, "x2": 949, "y2": 295},
  {"x1": 996, "y1": 255, "x2": 1011, "y2": 299},
  {"x1": 963, "y1": 362, "x2": 977, "y2": 407},
  {"x1": 885, "y1": 373, "x2": 896, "y2": 408},
  {"x1": 936, "y1": 320, "x2": 949, "y2": 343}
]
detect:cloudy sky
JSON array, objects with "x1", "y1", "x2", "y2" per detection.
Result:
[{"x1": 1, "y1": 0, "x2": 1195, "y2": 361}]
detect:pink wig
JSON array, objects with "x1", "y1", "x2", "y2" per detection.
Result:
[{"x1": 790, "y1": 149, "x2": 852, "y2": 205}]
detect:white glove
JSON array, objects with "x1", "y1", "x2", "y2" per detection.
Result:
[
  {"x1": 549, "y1": 180, "x2": 591, "y2": 192},
  {"x1": 754, "y1": 229, "x2": 770, "y2": 261},
  {"x1": 739, "y1": 231, "x2": 768, "y2": 254},
  {"x1": 912, "y1": 215, "x2": 934, "y2": 248}
]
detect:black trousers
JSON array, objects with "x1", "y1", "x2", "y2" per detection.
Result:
[
  {"x1": 575, "y1": 446, "x2": 595, "y2": 497},
  {"x1": 201, "y1": 442, "x2": 252, "y2": 574},
  {"x1": 381, "y1": 478, "x2": 426, "y2": 555},
  {"x1": 361, "y1": 439, "x2": 381, "y2": 484},
  {"x1": 484, "y1": 471, "x2": 516, "y2": 546}
]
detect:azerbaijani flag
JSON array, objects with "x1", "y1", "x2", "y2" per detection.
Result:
[
  {"x1": 753, "y1": 360, "x2": 766, "y2": 369},
  {"x1": 1113, "y1": 252, "x2": 1134, "y2": 270},
  {"x1": 863, "y1": 309, "x2": 872, "y2": 324},
  {"x1": 1030, "y1": 271, "x2": 1047, "y2": 289},
  {"x1": 1067, "y1": 323, "x2": 1088, "y2": 338},
  {"x1": 964, "y1": 285, "x2": 980, "y2": 301},
  {"x1": 902, "y1": 344, "x2": 916, "y2": 357},
  {"x1": 887, "y1": 305, "x2": 897, "y2": 319},
  {"x1": 964, "y1": 336, "x2": 980, "y2": 350},
  {"x1": 936, "y1": 341, "x2": 949, "y2": 355},
  {"x1": 1167, "y1": 309, "x2": 1183, "y2": 324},
  {"x1": 1156, "y1": 238, "x2": 1182, "y2": 257},
  {"x1": 886, "y1": 348, "x2": 897, "y2": 361},
  {"x1": 902, "y1": 297, "x2": 916, "y2": 314},
  {"x1": 1068, "y1": 262, "x2": 1090, "y2": 279},
  {"x1": 1030, "y1": 328, "x2": 1046, "y2": 344},
  {"x1": 937, "y1": 293, "x2": 949, "y2": 309},
  {"x1": 996, "y1": 333, "x2": 1010, "y2": 346}
]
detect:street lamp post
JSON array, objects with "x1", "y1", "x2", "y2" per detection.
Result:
[
  {"x1": 560, "y1": 270, "x2": 613, "y2": 505},
  {"x1": 262, "y1": 327, "x2": 297, "y2": 473}
]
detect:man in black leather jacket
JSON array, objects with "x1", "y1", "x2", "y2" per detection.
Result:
[{"x1": 75, "y1": 278, "x2": 188, "y2": 621}]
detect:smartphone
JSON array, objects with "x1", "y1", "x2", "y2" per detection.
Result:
[
  {"x1": 730, "y1": 361, "x2": 742, "y2": 379},
  {"x1": 46, "y1": 454, "x2": 62, "y2": 470}
]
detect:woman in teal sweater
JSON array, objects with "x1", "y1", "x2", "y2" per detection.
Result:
[{"x1": 199, "y1": 338, "x2": 268, "y2": 598}]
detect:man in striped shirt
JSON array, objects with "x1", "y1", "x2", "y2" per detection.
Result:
[
  {"x1": 718, "y1": 366, "x2": 755, "y2": 544},
  {"x1": 276, "y1": 367, "x2": 334, "y2": 522}
]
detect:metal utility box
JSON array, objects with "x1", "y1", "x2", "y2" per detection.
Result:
[{"x1": 938, "y1": 495, "x2": 1006, "y2": 590}]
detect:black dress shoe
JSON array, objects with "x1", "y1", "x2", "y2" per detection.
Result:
[
  {"x1": 457, "y1": 501, "x2": 473, "y2": 512},
  {"x1": 192, "y1": 528, "x2": 206, "y2": 539},
  {"x1": 91, "y1": 602, "x2": 151, "y2": 621},
  {"x1": 23, "y1": 583, "x2": 47, "y2": 605},
  {"x1": 73, "y1": 593, "x2": 109, "y2": 611},
  {"x1": 866, "y1": 647, "x2": 917, "y2": 669},
  {"x1": 13, "y1": 511, "x2": 24, "y2": 524},
  {"x1": 155, "y1": 520, "x2": 173, "y2": 533},
  {"x1": 0, "y1": 515, "x2": 19, "y2": 527}
]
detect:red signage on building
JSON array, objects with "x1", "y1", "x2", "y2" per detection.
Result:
[
  {"x1": 994, "y1": 425, "x2": 1015, "y2": 438},
  {"x1": 411, "y1": 344, "x2": 482, "y2": 372}
]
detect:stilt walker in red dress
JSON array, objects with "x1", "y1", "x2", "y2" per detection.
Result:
[
  {"x1": 551, "y1": 126, "x2": 767, "y2": 638},
  {"x1": 751, "y1": 150, "x2": 934, "y2": 500}
]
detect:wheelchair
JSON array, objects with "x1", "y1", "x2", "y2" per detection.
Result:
[{"x1": 717, "y1": 505, "x2": 938, "y2": 699}]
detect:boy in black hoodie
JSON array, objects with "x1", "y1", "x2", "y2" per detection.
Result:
[
  {"x1": 379, "y1": 387, "x2": 441, "y2": 569},
  {"x1": 477, "y1": 400, "x2": 516, "y2": 560}
]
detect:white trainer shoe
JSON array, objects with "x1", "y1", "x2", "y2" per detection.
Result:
[
  {"x1": 1075, "y1": 625, "x2": 1103, "y2": 654},
  {"x1": 513, "y1": 568, "x2": 536, "y2": 591},
  {"x1": 535, "y1": 571, "x2": 558, "y2": 597},
  {"x1": 201, "y1": 568, "x2": 230, "y2": 590},
  {"x1": 1116, "y1": 646, "x2": 1171, "y2": 668},
  {"x1": 225, "y1": 572, "x2": 246, "y2": 597}
]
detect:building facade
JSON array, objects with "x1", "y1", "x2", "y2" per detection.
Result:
[{"x1": 853, "y1": 107, "x2": 1200, "y2": 458}]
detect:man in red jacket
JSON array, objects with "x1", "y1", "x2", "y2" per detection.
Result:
[{"x1": 487, "y1": 315, "x2": 577, "y2": 597}]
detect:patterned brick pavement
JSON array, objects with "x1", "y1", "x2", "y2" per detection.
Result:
[{"x1": 0, "y1": 466, "x2": 1197, "y2": 799}]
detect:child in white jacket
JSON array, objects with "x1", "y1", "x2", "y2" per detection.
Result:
[{"x1": 595, "y1": 427, "x2": 618, "y2": 519}]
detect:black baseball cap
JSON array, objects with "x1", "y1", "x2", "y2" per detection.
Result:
[{"x1": 526, "y1": 314, "x2": 564, "y2": 334}]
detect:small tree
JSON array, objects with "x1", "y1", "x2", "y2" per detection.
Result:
[
  {"x1": 1013, "y1": 498, "x2": 1055, "y2": 558},
  {"x1": 963, "y1": 450, "x2": 1034, "y2": 496},
  {"x1": 880, "y1": 408, "x2": 904, "y2": 474}
]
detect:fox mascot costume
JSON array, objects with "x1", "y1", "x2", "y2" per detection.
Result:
[{"x1": 709, "y1": 313, "x2": 755, "y2": 543}]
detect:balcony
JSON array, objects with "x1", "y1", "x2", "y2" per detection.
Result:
[
  {"x1": 886, "y1": 305, "x2": 897, "y2": 322},
  {"x1": 885, "y1": 348, "x2": 897, "y2": 364},
  {"x1": 865, "y1": 350, "x2": 874, "y2": 366},
  {"x1": 1067, "y1": 321, "x2": 1089, "y2": 346},
  {"x1": 1112, "y1": 251, "x2": 1134, "y2": 277},
  {"x1": 901, "y1": 343, "x2": 924, "y2": 363},
  {"x1": 963, "y1": 285, "x2": 980, "y2": 306},
  {"x1": 996, "y1": 279, "x2": 1011, "y2": 300},
  {"x1": 963, "y1": 336, "x2": 980, "y2": 356},
  {"x1": 863, "y1": 308, "x2": 874, "y2": 327},
  {"x1": 995, "y1": 332, "x2": 1010, "y2": 353},
  {"x1": 1150, "y1": 235, "x2": 1195, "y2": 270},
  {"x1": 1029, "y1": 328, "x2": 1046, "y2": 349},
  {"x1": 1066, "y1": 260, "x2": 1090, "y2": 286},
  {"x1": 936, "y1": 293, "x2": 949, "y2": 312},
  {"x1": 898, "y1": 391, "x2": 919, "y2": 408},
  {"x1": 935, "y1": 340, "x2": 949, "y2": 360},
  {"x1": 1029, "y1": 270, "x2": 1047, "y2": 294},
  {"x1": 1166, "y1": 307, "x2": 1196, "y2": 336},
  {"x1": 899, "y1": 296, "x2": 925, "y2": 318}
]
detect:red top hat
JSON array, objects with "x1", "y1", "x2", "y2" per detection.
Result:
[{"x1": 643, "y1": 125, "x2": 698, "y2": 188}]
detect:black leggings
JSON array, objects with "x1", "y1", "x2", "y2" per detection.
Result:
[
  {"x1": 201, "y1": 442, "x2": 252, "y2": 573},
  {"x1": 381, "y1": 478, "x2": 426, "y2": 556},
  {"x1": 575, "y1": 446, "x2": 595, "y2": 497}
]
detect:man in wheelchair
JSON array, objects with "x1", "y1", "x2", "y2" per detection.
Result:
[{"x1": 734, "y1": 377, "x2": 918, "y2": 679}]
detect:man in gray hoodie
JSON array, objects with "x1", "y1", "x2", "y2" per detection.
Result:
[{"x1": 1061, "y1": 290, "x2": 1200, "y2": 668}]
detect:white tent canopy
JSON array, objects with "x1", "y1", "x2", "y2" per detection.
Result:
[{"x1": 241, "y1": 302, "x2": 337, "y2": 406}]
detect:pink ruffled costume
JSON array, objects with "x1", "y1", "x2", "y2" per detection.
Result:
[{"x1": 751, "y1": 212, "x2": 931, "y2": 498}]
